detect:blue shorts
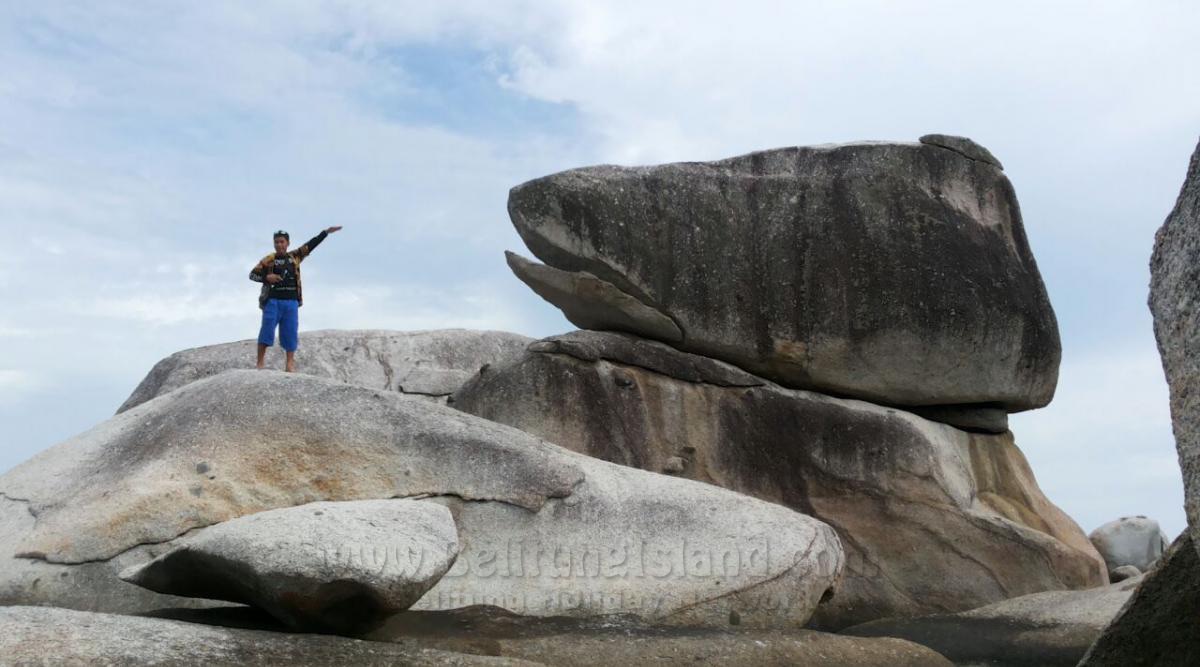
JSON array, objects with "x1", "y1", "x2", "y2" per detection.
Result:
[{"x1": 258, "y1": 298, "x2": 299, "y2": 351}]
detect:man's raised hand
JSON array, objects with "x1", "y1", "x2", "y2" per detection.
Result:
[{"x1": 326, "y1": 226, "x2": 343, "y2": 234}]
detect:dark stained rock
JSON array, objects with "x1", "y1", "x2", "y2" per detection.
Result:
[
  {"x1": 908, "y1": 404, "x2": 1009, "y2": 434},
  {"x1": 1149, "y1": 138, "x2": 1200, "y2": 559},
  {"x1": 843, "y1": 576, "x2": 1141, "y2": 667},
  {"x1": 452, "y1": 330, "x2": 1105, "y2": 629},
  {"x1": 1078, "y1": 533, "x2": 1200, "y2": 666},
  {"x1": 506, "y1": 139, "x2": 1060, "y2": 413}
]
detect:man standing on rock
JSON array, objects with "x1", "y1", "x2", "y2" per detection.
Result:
[{"x1": 249, "y1": 227, "x2": 342, "y2": 372}]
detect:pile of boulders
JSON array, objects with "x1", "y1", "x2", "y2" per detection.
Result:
[{"x1": 3, "y1": 134, "x2": 1175, "y2": 665}]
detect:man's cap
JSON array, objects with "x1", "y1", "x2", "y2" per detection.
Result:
[{"x1": 273, "y1": 230, "x2": 289, "y2": 240}]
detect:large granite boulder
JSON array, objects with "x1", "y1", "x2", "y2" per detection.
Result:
[
  {"x1": 451, "y1": 330, "x2": 1106, "y2": 629},
  {"x1": 0, "y1": 606, "x2": 537, "y2": 666},
  {"x1": 0, "y1": 369, "x2": 843, "y2": 629},
  {"x1": 121, "y1": 499, "x2": 460, "y2": 634},
  {"x1": 117, "y1": 329, "x2": 532, "y2": 412},
  {"x1": 1149, "y1": 138, "x2": 1200, "y2": 559},
  {"x1": 1088, "y1": 516, "x2": 1170, "y2": 577},
  {"x1": 506, "y1": 137, "x2": 1060, "y2": 413},
  {"x1": 843, "y1": 575, "x2": 1142, "y2": 667},
  {"x1": 1078, "y1": 533, "x2": 1200, "y2": 666}
]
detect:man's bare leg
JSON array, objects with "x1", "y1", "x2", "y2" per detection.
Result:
[
  {"x1": 285, "y1": 350, "x2": 296, "y2": 373},
  {"x1": 256, "y1": 344, "x2": 268, "y2": 369}
]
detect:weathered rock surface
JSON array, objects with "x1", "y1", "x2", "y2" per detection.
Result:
[
  {"x1": 506, "y1": 139, "x2": 1060, "y2": 412},
  {"x1": 1078, "y1": 533, "x2": 1200, "y2": 666},
  {"x1": 918, "y1": 133, "x2": 1004, "y2": 168},
  {"x1": 1149, "y1": 138, "x2": 1200, "y2": 560},
  {"x1": 117, "y1": 329, "x2": 532, "y2": 412},
  {"x1": 844, "y1": 576, "x2": 1141, "y2": 667},
  {"x1": 367, "y1": 606, "x2": 954, "y2": 666},
  {"x1": 120, "y1": 499, "x2": 459, "y2": 634},
  {"x1": 1088, "y1": 516, "x2": 1169, "y2": 577},
  {"x1": 0, "y1": 369, "x2": 843, "y2": 629},
  {"x1": 0, "y1": 606, "x2": 537, "y2": 666},
  {"x1": 451, "y1": 330, "x2": 1105, "y2": 629}
]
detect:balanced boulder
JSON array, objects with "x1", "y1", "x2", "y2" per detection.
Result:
[
  {"x1": 120, "y1": 499, "x2": 459, "y2": 634},
  {"x1": 0, "y1": 369, "x2": 843, "y2": 629},
  {"x1": 1149, "y1": 138, "x2": 1200, "y2": 560},
  {"x1": 451, "y1": 330, "x2": 1105, "y2": 629},
  {"x1": 506, "y1": 137, "x2": 1060, "y2": 414},
  {"x1": 1088, "y1": 516, "x2": 1170, "y2": 577},
  {"x1": 117, "y1": 328, "x2": 532, "y2": 412}
]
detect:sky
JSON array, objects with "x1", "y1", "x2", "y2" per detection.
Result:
[{"x1": 1, "y1": 1, "x2": 1197, "y2": 538}]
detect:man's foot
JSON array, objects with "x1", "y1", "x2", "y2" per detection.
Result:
[
  {"x1": 285, "y1": 363, "x2": 296, "y2": 373},
  {"x1": 255, "y1": 363, "x2": 265, "y2": 370}
]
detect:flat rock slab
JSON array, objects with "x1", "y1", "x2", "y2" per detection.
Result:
[
  {"x1": 507, "y1": 139, "x2": 1060, "y2": 412},
  {"x1": 0, "y1": 605, "x2": 538, "y2": 666},
  {"x1": 1079, "y1": 533, "x2": 1200, "y2": 666},
  {"x1": 452, "y1": 330, "x2": 1105, "y2": 629},
  {"x1": 1, "y1": 369, "x2": 843, "y2": 629},
  {"x1": 367, "y1": 606, "x2": 953, "y2": 667},
  {"x1": 843, "y1": 576, "x2": 1142, "y2": 666},
  {"x1": 1149, "y1": 138, "x2": 1200, "y2": 561},
  {"x1": 121, "y1": 499, "x2": 459, "y2": 634},
  {"x1": 118, "y1": 328, "x2": 532, "y2": 412}
]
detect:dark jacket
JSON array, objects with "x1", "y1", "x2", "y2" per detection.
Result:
[{"x1": 248, "y1": 230, "x2": 327, "y2": 309}]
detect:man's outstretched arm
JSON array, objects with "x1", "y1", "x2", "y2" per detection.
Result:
[{"x1": 293, "y1": 226, "x2": 343, "y2": 261}]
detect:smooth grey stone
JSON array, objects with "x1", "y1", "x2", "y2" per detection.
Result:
[{"x1": 1, "y1": 369, "x2": 843, "y2": 629}]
